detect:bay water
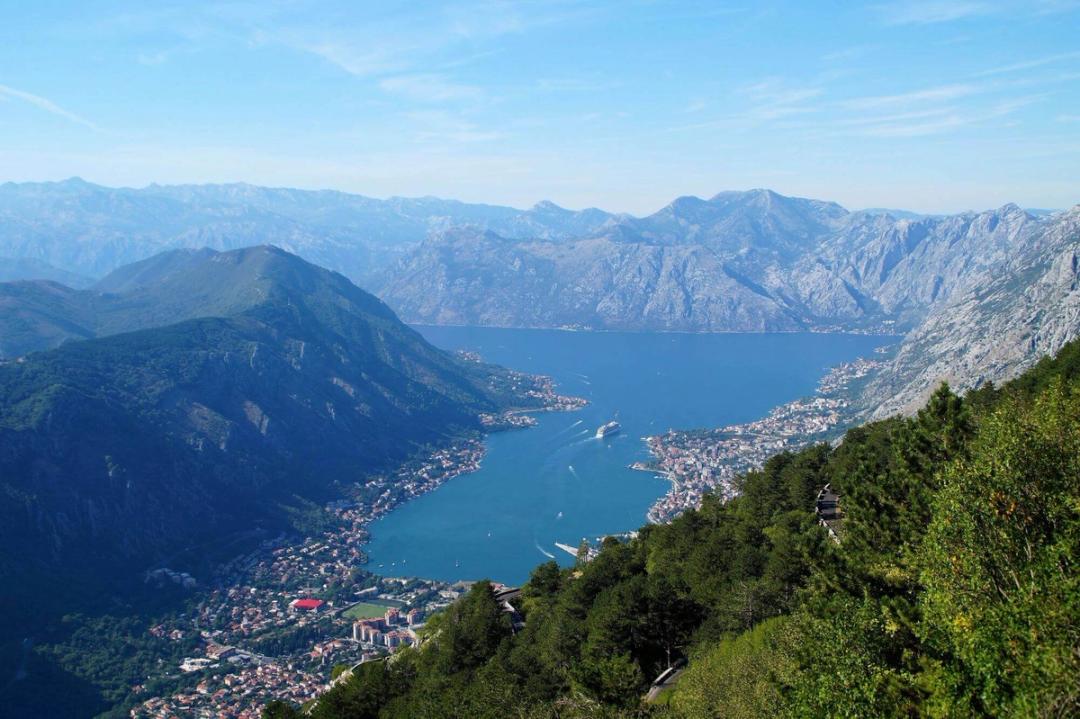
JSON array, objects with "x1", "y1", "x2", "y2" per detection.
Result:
[{"x1": 364, "y1": 328, "x2": 888, "y2": 585}]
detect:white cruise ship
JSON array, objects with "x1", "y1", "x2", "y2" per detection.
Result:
[{"x1": 595, "y1": 420, "x2": 621, "y2": 439}]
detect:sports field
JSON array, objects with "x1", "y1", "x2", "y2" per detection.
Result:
[{"x1": 343, "y1": 602, "x2": 389, "y2": 620}]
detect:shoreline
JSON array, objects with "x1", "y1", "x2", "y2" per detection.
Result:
[
  {"x1": 132, "y1": 370, "x2": 586, "y2": 718},
  {"x1": 352, "y1": 393, "x2": 588, "y2": 566},
  {"x1": 411, "y1": 321, "x2": 901, "y2": 338},
  {"x1": 636, "y1": 355, "x2": 887, "y2": 524},
  {"x1": 131, "y1": 341, "x2": 888, "y2": 717}
]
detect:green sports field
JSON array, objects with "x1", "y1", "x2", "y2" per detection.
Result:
[{"x1": 343, "y1": 602, "x2": 390, "y2": 620}]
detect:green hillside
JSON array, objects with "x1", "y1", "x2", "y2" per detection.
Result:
[
  {"x1": 0, "y1": 245, "x2": 413, "y2": 359},
  {"x1": 0, "y1": 247, "x2": 552, "y2": 696},
  {"x1": 277, "y1": 340, "x2": 1080, "y2": 719}
]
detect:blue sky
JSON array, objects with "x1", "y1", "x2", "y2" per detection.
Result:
[{"x1": 1, "y1": 0, "x2": 1078, "y2": 213}]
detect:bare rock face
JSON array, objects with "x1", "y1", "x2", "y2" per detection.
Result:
[
  {"x1": 378, "y1": 193, "x2": 1059, "y2": 340},
  {"x1": 378, "y1": 190, "x2": 850, "y2": 332},
  {"x1": 379, "y1": 228, "x2": 805, "y2": 331},
  {"x1": 863, "y1": 207, "x2": 1080, "y2": 417},
  {"x1": 788, "y1": 204, "x2": 1038, "y2": 326}
]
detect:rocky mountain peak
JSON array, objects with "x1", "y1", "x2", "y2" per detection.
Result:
[{"x1": 530, "y1": 200, "x2": 566, "y2": 213}]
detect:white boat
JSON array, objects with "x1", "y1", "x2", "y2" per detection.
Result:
[{"x1": 595, "y1": 420, "x2": 621, "y2": 439}]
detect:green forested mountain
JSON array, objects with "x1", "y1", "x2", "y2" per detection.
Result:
[
  {"x1": 278, "y1": 341, "x2": 1080, "y2": 718},
  {"x1": 0, "y1": 246, "x2": 542, "y2": 638},
  {"x1": 2, "y1": 245, "x2": 426, "y2": 358}
]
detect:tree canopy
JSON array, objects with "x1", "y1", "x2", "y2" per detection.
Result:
[{"x1": 271, "y1": 340, "x2": 1080, "y2": 719}]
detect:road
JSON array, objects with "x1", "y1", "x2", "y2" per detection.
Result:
[{"x1": 645, "y1": 666, "x2": 685, "y2": 703}]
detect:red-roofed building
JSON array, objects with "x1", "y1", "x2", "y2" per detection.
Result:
[{"x1": 291, "y1": 598, "x2": 324, "y2": 612}]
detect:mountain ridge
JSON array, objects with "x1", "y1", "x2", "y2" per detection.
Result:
[
  {"x1": 0, "y1": 246, "x2": 553, "y2": 604},
  {"x1": 378, "y1": 196, "x2": 1050, "y2": 334},
  {"x1": 0, "y1": 179, "x2": 618, "y2": 284},
  {"x1": 3, "y1": 179, "x2": 1077, "y2": 418},
  {"x1": 862, "y1": 204, "x2": 1080, "y2": 416}
]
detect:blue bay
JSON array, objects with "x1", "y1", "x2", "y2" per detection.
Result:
[{"x1": 364, "y1": 328, "x2": 890, "y2": 585}]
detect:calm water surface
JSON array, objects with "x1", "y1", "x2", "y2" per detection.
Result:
[{"x1": 365, "y1": 328, "x2": 888, "y2": 585}]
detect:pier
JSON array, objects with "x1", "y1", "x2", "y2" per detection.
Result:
[{"x1": 554, "y1": 542, "x2": 581, "y2": 558}]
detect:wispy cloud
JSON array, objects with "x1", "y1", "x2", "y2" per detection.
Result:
[
  {"x1": 283, "y1": 3, "x2": 592, "y2": 75},
  {"x1": 666, "y1": 50, "x2": 1063, "y2": 143},
  {"x1": 874, "y1": 1, "x2": 992, "y2": 25},
  {"x1": 378, "y1": 74, "x2": 484, "y2": 103},
  {"x1": 873, "y1": 0, "x2": 1079, "y2": 25},
  {"x1": 987, "y1": 95, "x2": 1045, "y2": 115},
  {"x1": 1031, "y1": 0, "x2": 1080, "y2": 14},
  {"x1": 821, "y1": 45, "x2": 875, "y2": 63},
  {"x1": 860, "y1": 114, "x2": 968, "y2": 136},
  {"x1": 716, "y1": 69, "x2": 1050, "y2": 139},
  {"x1": 299, "y1": 40, "x2": 415, "y2": 78},
  {"x1": 0, "y1": 84, "x2": 99, "y2": 130},
  {"x1": 973, "y1": 50, "x2": 1080, "y2": 77},
  {"x1": 441, "y1": 0, "x2": 597, "y2": 39},
  {"x1": 401, "y1": 108, "x2": 506, "y2": 143},
  {"x1": 137, "y1": 49, "x2": 171, "y2": 66},
  {"x1": 99, "y1": 1, "x2": 597, "y2": 107},
  {"x1": 851, "y1": 94, "x2": 1041, "y2": 136},
  {"x1": 535, "y1": 76, "x2": 622, "y2": 93},
  {"x1": 741, "y1": 80, "x2": 824, "y2": 120},
  {"x1": 255, "y1": 2, "x2": 601, "y2": 107},
  {"x1": 841, "y1": 83, "x2": 979, "y2": 109}
]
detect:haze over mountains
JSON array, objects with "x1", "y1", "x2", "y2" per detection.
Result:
[
  {"x1": 0, "y1": 178, "x2": 617, "y2": 286},
  {"x1": 381, "y1": 192, "x2": 1057, "y2": 335},
  {"x1": 2, "y1": 178, "x2": 1078, "y2": 415}
]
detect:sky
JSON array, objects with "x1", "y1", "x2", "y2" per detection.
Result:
[{"x1": 1, "y1": 0, "x2": 1078, "y2": 214}]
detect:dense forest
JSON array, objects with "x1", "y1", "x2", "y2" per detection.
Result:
[{"x1": 266, "y1": 340, "x2": 1080, "y2": 718}]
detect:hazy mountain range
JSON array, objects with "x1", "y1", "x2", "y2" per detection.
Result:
[
  {"x1": 2, "y1": 178, "x2": 1077, "y2": 415},
  {"x1": 0, "y1": 178, "x2": 617, "y2": 286},
  {"x1": 379, "y1": 192, "x2": 1053, "y2": 334}
]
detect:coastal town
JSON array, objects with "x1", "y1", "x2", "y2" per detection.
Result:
[
  {"x1": 129, "y1": 367, "x2": 584, "y2": 718},
  {"x1": 636, "y1": 356, "x2": 885, "y2": 523},
  {"x1": 131, "y1": 493, "x2": 476, "y2": 718},
  {"x1": 125, "y1": 352, "x2": 888, "y2": 716},
  {"x1": 479, "y1": 367, "x2": 589, "y2": 430}
]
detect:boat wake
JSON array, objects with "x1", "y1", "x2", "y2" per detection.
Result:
[
  {"x1": 564, "y1": 429, "x2": 592, "y2": 446},
  {"x1": 534, "y1": 540, "x2": 556, "y2": 559},
  {"x1": 550, "y1": 419, "x2": 584, "y2": 441},
  {"x1": 568, "y1": 465, "x2": 580, "y2": 480}
]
